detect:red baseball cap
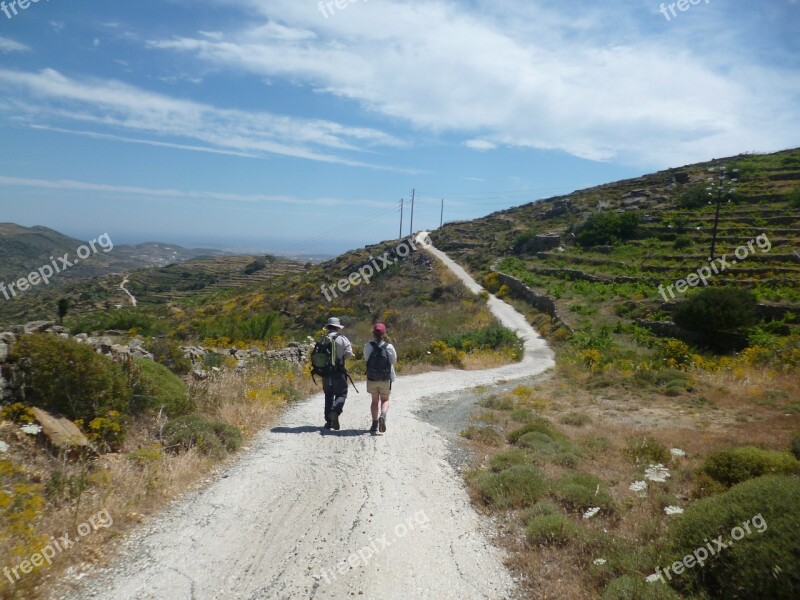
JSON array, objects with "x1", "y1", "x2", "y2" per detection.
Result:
[{"x1": 373, "y1": 323, "x2": 387, "y2": 335}]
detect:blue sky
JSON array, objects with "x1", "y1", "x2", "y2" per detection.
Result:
[{"x1": 1, "y1": 0, "x2": 798, "y2": 256}]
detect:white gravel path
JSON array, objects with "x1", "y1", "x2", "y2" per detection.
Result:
[{"x1": 55, "y1": 233, "x2": 554, "y2": 600}]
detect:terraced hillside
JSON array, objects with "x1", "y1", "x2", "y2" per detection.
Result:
[{"x1": 432, "y1": 148, "x2": 800, "y2": 334}]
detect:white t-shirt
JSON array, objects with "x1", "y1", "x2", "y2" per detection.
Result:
[{"x1": 363, "y1": 340, "x2": 397, "y2": 382}]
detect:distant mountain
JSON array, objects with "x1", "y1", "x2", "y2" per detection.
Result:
[{"x1": 0, "y1": 224, "x2": 232, "y2": 286}]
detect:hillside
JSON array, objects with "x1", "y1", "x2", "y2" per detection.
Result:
[{"x1": 431, "y1": 148, "x2": 800, "y2": 334}]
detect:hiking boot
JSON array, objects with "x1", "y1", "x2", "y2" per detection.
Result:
[
  {"x1": 323, "y1": 421, "x2": 332, "y2": 430},
  {"x1": 331, "y1": 412, "x2": 340, "y2": 431},
  {"x1": 379, "y1": 414, "x2": 387, "y2": 433},
  {"x1": 370, "y1": 420, "x2": 379, "y2": 434}
]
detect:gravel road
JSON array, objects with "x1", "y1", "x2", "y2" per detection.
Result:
[{"x1": 55, "y1": 233, "x2": 554, "y2": 600}]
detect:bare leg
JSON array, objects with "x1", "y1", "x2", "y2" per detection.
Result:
[
  {"x1": 380, "y1": 395, "x2": 390, "y2": 416},
  {"x1": 371, "y1": 393, "x2": 380, "y2": 421}
]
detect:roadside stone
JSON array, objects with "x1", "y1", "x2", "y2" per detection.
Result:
[{"x1": 24, "y1": 320, "x2": 54, "y2": 334}]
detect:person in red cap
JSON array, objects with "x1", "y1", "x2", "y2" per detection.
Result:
[{"x1": 363, "y1": 322, "x2": 397, "y2": 434}]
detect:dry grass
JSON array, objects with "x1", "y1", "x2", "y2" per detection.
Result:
[
  {"x1": 0, "y1": 361, "x2": 317, "y2": 600},
  {"x1": 462, "y1": 363, "x2": 800, "y2": 600}
]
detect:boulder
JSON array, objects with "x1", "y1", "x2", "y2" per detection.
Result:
[
  {"x1": 0, "y1": 342, "x2": 7, "y2": 362},
  {"x1": 30, "y1": 407, "x2": 90, "y2": 453},
  {"x1": 24, "y1": 321, "x2": 54, "y2": 334},
  {"x1": 0, "y1": 332, "x2": 15, "y2": 344}
]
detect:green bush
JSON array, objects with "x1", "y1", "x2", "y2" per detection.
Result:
[
  {"x1": 460, "y1": 425, "x2": 504, "y2": 446},
  {"x1": 791, "y1": 433, "x2": 800, "y2": 460},
  {"x1": 673, "y1": 236, "x2": 692, "y2": 251},
  {"x1": 526, "y1": 514, "x2": 580, "y2": 546},
  {"x1": 576, "y1": 211, "x2": 640, "y2": 247},
  {"x1": 673, "y1": 287, "x2": 758, "y2": 335},
  {"x1": 478, "y1": 394, "x2": 515, "y2": 411},
  {"x1": 668, "y1": 475, "x2": 800, "y2": 599},
  {"x1": 702, "y1": 446, "x2": 800, "y2": 487},
  {"x1": 625, "y1": 436, "x2": 669, "y2": 465},
  {"x1": 508, "y1": 418, "x2": 566, "y2": 444},
  {"x1": 8, "y1": 334, "x2": 132, "y2": 422},
  {"x1": 489, "y1": 448, "x2": 530, "y2": 472},
  {"x1": 162, "y1": 415, "x2": 242, "y2": 457},
  {"x1": 552, "y1": 473, "x2": 616, "y2": 514},
  {"x1": 129, "y1": 359, "x2": 194, "y2": 417},
  {"x1": 471, "y1": 465, "x2": 547, "y2": 509},
  {"x1": 602, "y1": 575, "x2": 681, "y2": 600},
  {"x1": 677, "y1": 186, "x2": 712, "y2": 209},
  {"x1": 72, "y1": 309, "x2": 169, "y2": 336},
  {"x1": 145, "y1": 338, "x2": 192, "y2": 375}
]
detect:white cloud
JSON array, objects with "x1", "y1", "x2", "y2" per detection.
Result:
[
  {"x1": 147, "y1": 0, "x2": 800, "y2": 167},
  {"x1": 465, "y1": 140, "x2": 497, "y2": 151},
  {"x1": 0, "y1": 68, "x2": 407, "y2": 169},
  {"x1": 0, "y1": 36, "x2": 29, "y2": 53},
  {"x1": 0, "y1": 175, "x2": 389, "y2": 208}
]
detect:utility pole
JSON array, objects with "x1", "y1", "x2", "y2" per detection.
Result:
[
  {"x1": 409, "y1": 189, "x2": 415, "y2": 237},
  {"x1": 707, "y1": 165, "x2": 739, "y2": 261},
  {"x1": 440, "y1": 198, "x2": 444, "y2": 228},
  {"x1": 399, "y1": 198, "x2": 404, "y2": 240}
]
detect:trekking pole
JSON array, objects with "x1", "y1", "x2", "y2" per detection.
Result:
[{"x1": 346, "y1": 371, "x2": 360, "y2": 393}]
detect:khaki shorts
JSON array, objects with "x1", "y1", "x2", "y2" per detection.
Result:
[{"x1": 366, "y1": 379, "x2": 392, "y2": 396}]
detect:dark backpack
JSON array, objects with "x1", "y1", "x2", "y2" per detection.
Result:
[
  {"x1": 366, "y1": 341, "x2": 392, "y2": 381},
  {"x1": 311, "y1": 333, "x2": 340, "y2": 378}
]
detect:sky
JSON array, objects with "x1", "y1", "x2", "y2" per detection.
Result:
[{"x1": 0, "y1": 0, "x2": 798, "y2": 256}]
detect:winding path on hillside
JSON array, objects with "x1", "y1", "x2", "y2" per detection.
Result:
[
  {"x1": 120, "y1": 275, "x2": 137, "y2": 307},
  {"x1": 58, "y1": 233, "x2": 555, "y2": 600}
]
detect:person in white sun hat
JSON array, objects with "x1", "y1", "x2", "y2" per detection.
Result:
[{"x1": 317, "y1": 317, "x2": 354, "y2": 430}]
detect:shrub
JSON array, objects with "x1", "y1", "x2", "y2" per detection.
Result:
[
  {"x1": 526, "y1": 514, "x2": 580, "y2": 546},
  {"x1": 162, "y1": 415, "x2": 242, "y2": 457},
  {"x1": 508, "y1": 418, "x2": 566, "y2": 445},
  {"x1": 668, "y1": 475, "x2": 800, "y2": 599},
  {"x1": 677, "y1": 186, "x2": 712, "y2": 209},
  {"x1": 625, "y1": 437, "x2": 669, "y2": 465},
  {"x1": 471, "y1": 464, "x2": 547, "y2": 509},
  {"x1": 673, "y1": 236, "x2": 692, "y2": 251},
  {"x1": 579, "y1": 435, "x2": 612, "y2": 459},
  {"x1": 129, "y1": 358, "x2": 194, "y2": 417},
  {"x1": 791, "y1": 433, "x2": 800, "y2": 461},
  {"x1": 552, "y1": 473, "x2": 615, "y2": 514},
  {"x1": 428, "y1": 340, "x2": 465, "y2": 368},
  {"x1": 460, "y1": 425, "x2": 503, "y2": 446},
  {"x1": 673, "y1": 287, "x2": 758, "y2": 335},
  {"x1": 8, "y1": 334, "x2": 132, "y2": 422},
  {"x1": 576, "y1": 211, "x2": 640, "y2": 247},
  {"x1": 702, "y1": 446, "x2": 800, "y2": 487},
  {"x1": 560, "y1": 412, "x2": 591, "y2": 427},
  {"x1": 145, "y1": 338, "x2": 192, "y2": 375},
  {"x1": 478, "y1": 395, "x2": 515, "y2": 411},
  {"x1": 489, "y1": 449, "x2": 530, "y2": 472},
  {"x1": 85, "y1": 410, "x2": 129, "y2": 452},
  {"x1": 0, "y1": 403, "x2": 36, "y2": 424},
  {"x1": 602, "y1": 575, "x2": 681, "y2": 600},
  {"x1": 443, "y1": 326, "x2": 522, "y2": 356}
]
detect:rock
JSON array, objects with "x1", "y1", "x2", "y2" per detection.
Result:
[
  {"x1": 24, "y1": 321, "x2": 54, "y2": 334},
  {"x1": 288, "y1": 342, "x2": 300, "y2": 348},
  {"x1": 111, "y1": 344, "x2": 130, "y2": 355},
  {"x1": 0, "y1": 342, "x2": 7, "y2": 362},
  {"x1": 192, "y1": 365, "x2": 208, "y2": 380},
  {"x1": 0, "y1": 332, "x2": 15, "y2": 344},
  {"x1": 58, "y1": 333, "x2": 70, "y2": 339},
  {"x1": 50, "y1": 325, "x2": 68, "y2": 334},
  {"x1": 10, "y1": 325, "x2": 24, "y2": 335},
  {"x1": 128, "y1": 338, "x2": 145, "y2": 349},
  {"x1": 74, "y1": 333, "x2": 88, "y2": 341},
  {"x1": 30, "y1": 407, "x2": 90, "y2": 453}
]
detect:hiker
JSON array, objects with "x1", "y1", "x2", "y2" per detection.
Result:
[
  {"x1": 311, "y1": 317, "x2": 355, "y2": 430},
  {"x1": 364, "y1": 322, "x2": 397, "y2": 434}
]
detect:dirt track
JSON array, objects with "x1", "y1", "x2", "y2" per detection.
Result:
[{"x1": 56, "y1": 233, "x2": 554, "y2": 600}]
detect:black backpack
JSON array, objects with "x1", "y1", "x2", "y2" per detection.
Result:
[
  {"x1": 366, "y1": 341, "x2": 392, "y2": 381},
  {"x1": 311, "y1": 333, "x2": 340, "y2": 379}
]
